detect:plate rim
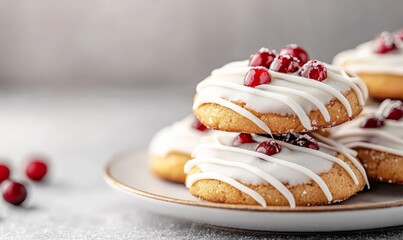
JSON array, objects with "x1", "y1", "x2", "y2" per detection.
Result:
[{"x1": 104, "y1": 149, "x2": 403, "y2": 213}]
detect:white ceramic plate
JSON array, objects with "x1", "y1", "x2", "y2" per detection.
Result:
[{"x1": 104, "y1": 150, "x2": 403, "y2": 232}]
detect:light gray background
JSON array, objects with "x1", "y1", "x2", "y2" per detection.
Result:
[
  {"x1": 0, "y1": 1, "x2": 402, "y2": 239},
  {"x1": 0, "y1": 0, "x2": 402, "y2": 89}
]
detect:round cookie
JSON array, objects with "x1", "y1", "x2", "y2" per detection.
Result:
[
  {"x1": 149, "y1": 115, "x2": 211, "y2": 183},
  {"x1": 184, "y1": 132, "x2": 368, "y2": 207},
  {"x1": 331, "y1": 99, "x2": 403, "y2": 184},
  {"x1": 193, "y1": 48, "x2": 367, "y2": 135},
  {"x1": 333, "y1": 30, "x2": 403, "y2": 100}
]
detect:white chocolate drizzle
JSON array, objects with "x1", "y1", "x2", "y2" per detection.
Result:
[
  {"x1": 184, "y1": 133, "x2": 367, "y2": 208},
  {"x1": 193, "y1": 60, "x2": 367, "y2": 134}
]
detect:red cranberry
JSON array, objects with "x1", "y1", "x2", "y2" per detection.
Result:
[
  {"x1": 192, "y1": 117, "x2": 208, "y2": 132},
  {"x1": 299, "y1": 60, "x2": 328, "y2": 82},
  {"x1": 273, "y1": 133, "x2": 297, "y2": 143},
  {"x1": 0, "y1": 163, "x2": 10, "y2": 183},
  {"x1": 249, "y1": 48, "x2": 277, "y2": 68},
  {"x1": 244, "y1": 67, "x2": 271, "y2": 88},
  {"x1": 382, "y1": 101, "x2": 402, "y2": 120},
  {"x1": 26, "y1": 159, "x2": 48, "y2": 181},
  {"x1": 2, "y1": 180, "x2": 27, "y2": 206},
  {"x1": 256, "y1": 140, "x2": 282, "y2": 156},
  {"x1": 279, "y1": 44, "x2": 309, "y2": 66},
  {"x1": 360, "y1": 114, "x2": 385, "y2": 128},
  {"x1": 233, "y1": 133, "x2": 255, "y2": 146},
  {"x1": 270, "y1": 54, "x2": 300, "y2": 74},
  {"x1": 291, "y1": 134, "x2": 319, "y2": 150},
  {"x1": 373, "y1": 32, "x2": 398, "y2": 54}
]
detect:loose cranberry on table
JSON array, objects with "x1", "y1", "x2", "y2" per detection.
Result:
[
  {"x1": 299, "y1": 60, "x2": 328, "y2": 82},
  {"x1": 0, "y1": 163, "x2": 10, "y2": 183},
  {"x1": 270, "y1": 54, "x2": 300, "y2": 74},
  {"x1": 244, "y1": 67, "x2": 271, "y2": 88},
  {"x1": 256, "y1": 140, "x2": 282, "y2": 156},
  {"x1": 233, "y1": 133, "x2": 255, "y2": 146},
  {"x1": 192, "y1": 117, "x2": 208, "y2": 132},
  {"x1": 279, "y1": 44, "x2": 309, "y2": 66},
  {"x1": 382, "y1": 100, "x2": 402, "y2": 120},
  {"x1": 2, "y1": 180, "x2": 27, "y2": 206},
  {"x1": 291, "y1": 134, "x2": 319, "y2": 150},
  {"x1": 249, "y1": 48, "x2": 277, "y2": 68},
  {"x1": 360, "y1": 114, "x2": 385, "y2": 128},
  {"x1": 373, "y1": 32, "x2": 398, "y2": 54},
  {"x1": 26, "y1": 159, "x2": 48, "y2": 181}
]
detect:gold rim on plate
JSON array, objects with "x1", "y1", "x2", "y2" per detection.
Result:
[{"x1": 104, "y1": 151, "x2": 403, "y2": 213}]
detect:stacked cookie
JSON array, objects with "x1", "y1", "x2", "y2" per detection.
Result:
[
  {"x1": 183, "y1": 45, "x2": 369, "y2": 207},
  {"x1": 333, "y1": 29, "x2": 403, "y2": 100},
  {"x1": 331, "y1": 99, "x2": 403, "y2": 184}
]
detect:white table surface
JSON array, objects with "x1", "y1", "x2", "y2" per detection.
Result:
[{"x1": 0, "y1": 87, "x2": 401, "y2": 240}]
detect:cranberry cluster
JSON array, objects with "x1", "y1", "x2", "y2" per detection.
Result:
[
  {"x1": 360, "y1": 100, "x2": 402, "y2": 128},
  {"x1": 244, "y1": 45, "x2": 328, "y2": 88},
  {"x1": 274, "y1": 133, "x2": 319, "y2": 150},
  {"x1": 231, "y1": 132, "x2": 319, "y2": 157},
  {"x1": 0, "y1": 157, "x2": 48, "y2": 206},
  {"x1": 373, "y1": 30, "x2": 402, "y2": 54}
]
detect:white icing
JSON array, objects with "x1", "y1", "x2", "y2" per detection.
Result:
[
  {"x1": 185, "y1": 133, "x2": 367, "y2": 207},
  {"x1": 193, "y1": 60, "x2": 367, "y2": 134},
  {"x1": 331, "y1": 100, "x2": 403, "y2": 156},
  {"x1": 333, "y1": 41, "x2": 403, "y2": 75},
  {"x1": 149, "y1": 115, "x2": 236, "y2": 157}
]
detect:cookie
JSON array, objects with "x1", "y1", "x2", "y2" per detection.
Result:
[
  {"x1": 184, "y1": 132, "x2": 368, "y2": 207},
  {"x1": 333, "y1": 30, "x2": 403, "y2": 100},
  {"x1": 348, "y1": 73, "x2": 402, "y2": 100},
  {"x1": 355, "y1": 148, "x2": 403, "y2": 184},
  {"x1": 148, "y1": 115, "x2": 210, "y2": 183},
  {"x1": 193, "y1": 49, "x2": 367, "y2": 135},
  {"x1": 150, "y1": 151, "x2": 190, "y2": 183},
  {"x1": 194, "y1": 89, "x2": 363, "y2": 134},
  {"x1": 331, "y1": 99, "x2": 403, "y2": 184}
]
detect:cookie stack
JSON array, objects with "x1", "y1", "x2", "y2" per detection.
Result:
[
  {"x1": 149, "y1": 36, "x2": 402, "y2": 207},
  {"x1": 183, "y1": 45, "x2": 371, "y2": 207}
]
